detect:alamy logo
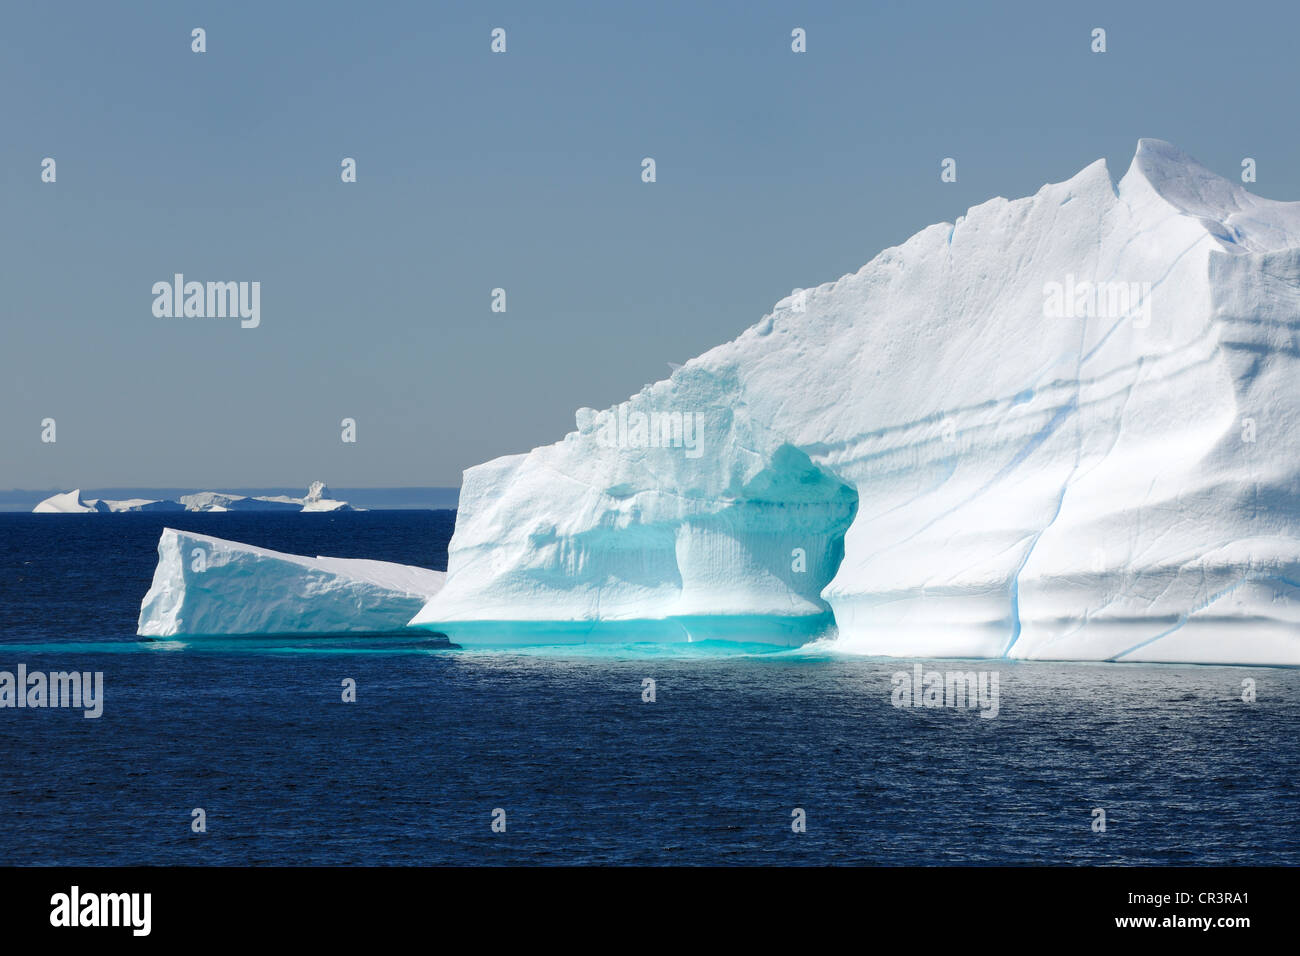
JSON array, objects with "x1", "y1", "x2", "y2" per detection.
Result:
[
  {"x1": 891, "y1": 663, "x2": 999, "y2": 718},
  {"x1": 1043, "y1": 274, "x2": 1151, "y2": 327},
  {"x1": 0, "y1": 664, "x2": 103, "y2": 718},
  {"x1": 152, "y1": 274, "x2": 260, "y2": 328},
  {"x1": 50, "y1": 886, "x2": 150, "y2": 936},
  {"x1": 592, "y1": 403, "x2": 703, "y2": 459}
]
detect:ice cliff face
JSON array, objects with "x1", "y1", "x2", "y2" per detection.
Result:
[{"x1": 412, "y1": 140, "x2": 1300, "y2": 664}]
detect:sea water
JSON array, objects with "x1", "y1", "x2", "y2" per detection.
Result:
[{"x1": 0, "y1": 512, "x2": 1295, "y2": 865}]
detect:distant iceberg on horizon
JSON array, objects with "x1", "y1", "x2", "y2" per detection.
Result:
[
  {"x1": 179, "y1": 480, "x2": 353, "y2": 513},
  {"x1": 36, "y1": 481, "x2": 354, "y2": 514},
  {"x1": 33, "y1": 489, "x2": 183, "y2": 514},
  {"x1": 404, "y1": 140, "x2": 1300, "y2": 665}
]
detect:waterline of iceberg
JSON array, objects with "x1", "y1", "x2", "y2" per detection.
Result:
[{"x1": 408, "y1": 614, "x2": 835, "y2": 648}]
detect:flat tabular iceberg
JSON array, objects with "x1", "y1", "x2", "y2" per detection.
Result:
[
  {"x1": 410, "y1": 140, "x2": 1300, "y2": 665},
  {"x1": 180, "y1": 481, "x2": 353, "y2": 513},
  {"x1": 138, "y1": 529, "x2": 444, "y2": 637}
]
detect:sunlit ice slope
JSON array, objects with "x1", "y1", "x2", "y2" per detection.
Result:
[{"x1": 412, "y1": 141, "x2": 1300, "y2": 665}]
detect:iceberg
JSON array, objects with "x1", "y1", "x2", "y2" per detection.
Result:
[
  {"x1": 138, "y1": 529, "x2": 444, "y2": 637},
  {"x1": 179, "y1": 481, "x2": 353, "y2": 512},
  {"x1": 410, "y1": 140, "x2": 1300, "y2": 665},
  {"x1": 33, "y1": 490, "x2": 183, "y2": 513},
  {"x1": 36, "y1": 482, "x2": 352, "y2": 513},
  {"x1": 102, "y1": 498, "x2": 186, "y2": 513},
  {"x1": 33, "y1": 490, "x2": 110, "y2": 514},
  {"x1": 177, "y1": 491, "x2": 295, "y2": 512}
]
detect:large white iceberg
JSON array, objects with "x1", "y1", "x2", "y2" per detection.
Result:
[
  {"x1": 410, "y1": 140, "x2": 1300, "y2": 665},
  {"x1": 138, "y1": 529, "x2": 444, "y2": 637}
]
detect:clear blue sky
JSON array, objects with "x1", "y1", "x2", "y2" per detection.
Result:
[{"x1": 3, "y1": 0, "x2": 1298, "y2": 489}]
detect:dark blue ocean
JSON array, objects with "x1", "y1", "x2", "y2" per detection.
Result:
[{"x1": 0, "y1": 512, "x2": 1296, "y2": 865}]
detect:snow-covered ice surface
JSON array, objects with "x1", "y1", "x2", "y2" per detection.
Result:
[
  {"x1": 138, "y1": 529, "x2": 444, "y2": 637},
  {"x1": 411, "y1": 140, "x2": 1300, "y2": 664}
]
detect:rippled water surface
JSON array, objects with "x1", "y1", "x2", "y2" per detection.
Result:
[{"x1": 0, "y1": 513, "x2": 1295, "y2": 864}]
